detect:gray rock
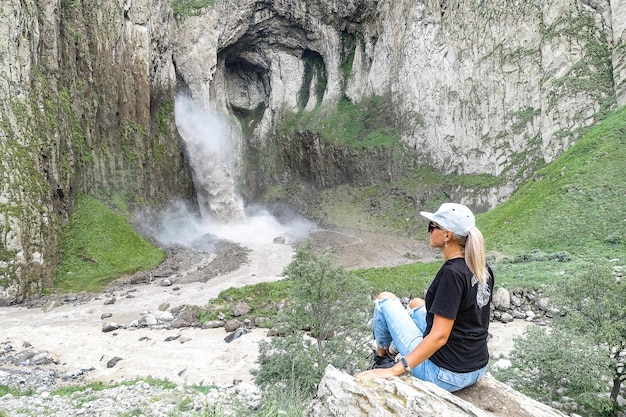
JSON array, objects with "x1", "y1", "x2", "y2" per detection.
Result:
[
  {"x1": 138, "y1": 313, "x2": 158, "y2": 327},
  {"x1": 232, "y1": 301, "x2": 251, "y2": 317},
  {"x1": 510, "y1": 294, "x2": 522, "y2": 307},
  {"x1": 224, "y1": 328, "x2": 248, "y2": 343},
  {"x1": 492, "y1": 287, "x2": 511, "y2": 310},
  {"x1": 42, "y1": 300, "x2": 63, "y2": 313},
  {"x1": 171, "y1": 306, "x2": 201, "y2": 328},
  {"x1": 106, "y1": 357, "x2": 123, "y2": 368},
  {"x1": 511, "y1": 309, "x2": 526, "y2": 319},
  {"x1": 307, "y1": 366, "x2": 567, "y2": 417},
  {"x1": 500, "y1": 313, "x2": 514, "y2": 323},
  {"x1": 202, "y1": 320, "x2": 226, "y2": 329},
  {"x1": 102, "y1": 323, "x2": 121, "y2": 333},
  {"x1": 154, "y1": 311, "x2": 174, "y2": 322},
  {"x1": 224, "y1": 319, "x2": 243, "y2": 332},
  {"x1": 536, "y1": 297, "x2": 550, "y2": 311}
]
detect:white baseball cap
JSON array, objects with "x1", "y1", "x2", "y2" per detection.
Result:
[{"x1": 419, "y1": 203, "x2": 475, "y2": 237}]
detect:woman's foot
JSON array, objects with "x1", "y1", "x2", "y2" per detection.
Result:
[{"x1": 368, "y1": 349, "x2": 395, "y2": 369}]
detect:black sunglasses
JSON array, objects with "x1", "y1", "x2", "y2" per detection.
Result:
[{"x1": 428, "y1": 221, "x2": 445, "y2": 233}]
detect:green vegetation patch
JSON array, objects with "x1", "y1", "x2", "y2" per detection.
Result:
[
  {"x1": 172, "y1": 0, "x2": 214, "y2": 17},
  {"x1": 205, "y1": 279, "x2": 294, "y2": 326},
  {"x1": 354, "y1": 261, "x2": 441, "y2": 297},
  {"x1": 298, "y1": 50, "x2": 328, "y2": 109},
  {"x1": 479, "y1": 104, "x2": 626, "y2": 258},
  {"x1": 55, "y1": 195, "x2": 164, "y2": 292},
  {"x1": 281, "y1": 95, "x2": 402, "y2": 148},
  {"x1": 304, "y1": 166, "x2": 500, "y2": 237}
]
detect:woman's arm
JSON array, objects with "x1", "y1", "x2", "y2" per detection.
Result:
[{"x1": 355, "y1": 314, "x2": 454, "y2": 380}]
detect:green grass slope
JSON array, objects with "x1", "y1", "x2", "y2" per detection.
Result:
[
  {"x1": 55, "y1": 195, "x2": 164, "y2": 292},
  {"x1": 480, "y1": 105, "x2": 626, "y2": 259}
]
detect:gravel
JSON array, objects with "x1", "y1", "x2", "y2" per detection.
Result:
[{"x1": 0, "y1": 379, "x2": 262, "y2": 417}]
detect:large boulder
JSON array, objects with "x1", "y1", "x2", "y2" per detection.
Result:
[{"x1": 307, "y1": 365, "x2": 566, "y2": 417}]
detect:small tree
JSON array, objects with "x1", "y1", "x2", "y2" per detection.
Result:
[
  {"x1": 254, "y1": 242, "x2": 373, "y2": 395},
  {"x1": 494, "y1": 264, "x2": 626, "y2": 416},
  {"x1": 553, "y1": 265, "x2": 626, "y2": 402},
  {"x1": 495, "y1": 325, "x2": 613, "y2": 414}
]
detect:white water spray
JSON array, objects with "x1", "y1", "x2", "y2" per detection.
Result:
[
  {"x1": 140, "y1": 94, "x2": 314, "y2": 250},
  {"x1": 174, "y1": 94, "x2": 245, "y2": 223}
]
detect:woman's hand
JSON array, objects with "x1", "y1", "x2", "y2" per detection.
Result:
[{"x1": 354, "y1": 367, "x2": 397, "y2": 381}]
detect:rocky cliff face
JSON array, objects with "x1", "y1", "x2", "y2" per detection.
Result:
[
  {"x1": 1, "y1": 0, "x2": 626, "y2": 298},
  {"x1": 178, "y1": 0, "x2": 625, "y2": 182},
  {"x1": 0, "y1": 0, "x2": 194, "y2": 300}
]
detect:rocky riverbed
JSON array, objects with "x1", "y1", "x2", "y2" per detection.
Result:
[{"x1": 0, "y1": 228, "x2": 532, "y2": 416}]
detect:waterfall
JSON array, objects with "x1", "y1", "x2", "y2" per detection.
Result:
[
  {"x1": 174, "y1": 94, "x2": 245, "y2": 223},
  {"x1": 135, "y1": 93, "x2": 315, "y2": 250}
]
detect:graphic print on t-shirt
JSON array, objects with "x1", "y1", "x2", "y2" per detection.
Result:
[{"x1": 472, "y1": 276, "x2": 491, "y2": 308}]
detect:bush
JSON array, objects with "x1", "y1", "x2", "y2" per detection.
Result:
[
  {"x1": 493, "y1": 326, "x2": 614, "y2": 414},
  {"x1": 253, "y1": 243, "x2": 373, "y2": 395},
  {"x1": 494, "y1": 264, "x2": 626, "y2": 416}
]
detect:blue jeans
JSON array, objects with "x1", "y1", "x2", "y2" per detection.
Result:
[{"x1": 371, "y1": 297, "x2": 487, "y2": 392}]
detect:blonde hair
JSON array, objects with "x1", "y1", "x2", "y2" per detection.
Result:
[{"x1": 454, "y1": 226, "x2": 489, "y2": 284}]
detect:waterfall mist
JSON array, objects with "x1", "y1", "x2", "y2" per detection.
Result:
[{"x1": 139, "y1": 94, "x2": 314, "y2": 251}]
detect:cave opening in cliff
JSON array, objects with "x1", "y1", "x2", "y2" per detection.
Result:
[{"x1": 222, "y1": 53, "x2": 271, "y2": 139}]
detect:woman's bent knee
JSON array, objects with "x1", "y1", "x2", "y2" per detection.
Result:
[
  {"x1": 408, "y1": 298, "x2": 425, "y2": 309},
  {"x1": 376, "y1": 291, "x2": 397, "y2": 300}
]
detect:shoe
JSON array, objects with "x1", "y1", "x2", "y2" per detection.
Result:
[{"x1": 367, "y1": 349, "x2": 395, "y2": 370}]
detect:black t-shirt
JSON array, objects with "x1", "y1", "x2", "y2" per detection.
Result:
[{"x1": 424, "y1": 258, "x2": 494, "y2": 373}]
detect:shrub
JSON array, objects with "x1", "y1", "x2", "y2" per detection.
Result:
[
  {"x1": 494, "y1": 325, "x2": 613, "y2": 414},
  {"x1": 253, "y1": 243, "x2": 372, "y2": 395},
  {"x1": 494, "y1": 264, "x2": 626, "y2": 416}
]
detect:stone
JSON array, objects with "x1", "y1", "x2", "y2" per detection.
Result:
[
  {"x1": 138, "y1": 314, "x2": 158, "y2": 327},
  {"x1": 202, "y1": 320, "x2": 226, "y2": 329},
  {"x1": 224, "y1": 319, "x2": 243, "y2": 332},
  {"x1": 42, "y1": 300, "x2": 63, "y2": 313},
  {"x1": 492, "y1": 287, "x2": 511, "y2": 310},
  {"x1": 510, "y1": 294, "x2": 522, "y2": 307},
  {"x1": 153, "y1": 311, "x2": 174, "y2": 322},
  {"x1": 224, "y1": 328, "x2": 249, "y2": 343},
  {"x1": 106, "y1": 357, "x2": 123, "y2": 368},
  {"x1": 500, "y1": 313, "x2": 514, "y2": 323},
  {"x1": 536, "y1": 297, "x2": 550, "y2": 311},
  {"x1": 102, "y1": 323, "x2": 121, "y2": 333},
  {"x1": 491, "y1": 359, "x2": 512, "y2": 371},
  {"x1": 232, "y1": 301, "x2": 251, "y2": 317},
  {"x1": 307, "y1": 365, "x2": 567, "y2": 417},
  {"x1": 171, "y1": 306, "x2": 201, "y2": 328}
]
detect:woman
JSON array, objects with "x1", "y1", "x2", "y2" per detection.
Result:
[{"x1": 355, "y1": 203, "x2": 494, "y2": 392}]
